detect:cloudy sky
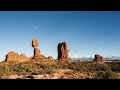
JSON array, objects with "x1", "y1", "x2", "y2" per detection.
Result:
[{"x1": 0, "y1": 11, "x2": 120, "y2": 61}]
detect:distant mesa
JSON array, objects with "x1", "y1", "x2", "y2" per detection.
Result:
[
  {"x1": 57, "y1": 42, "x2": 69, "y2": 63},
  {"x1": 93, "y1": 54, "x2": 105, "y2": 64}
]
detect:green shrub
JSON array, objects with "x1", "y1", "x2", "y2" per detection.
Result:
[
  {"x1": 106, "y1": 62, "x2": 120, "y2": 72},
  {"x1": 94, "y1": 70, "x2": 118, "y2": 79}
]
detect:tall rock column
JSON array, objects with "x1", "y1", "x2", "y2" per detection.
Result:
[{"x1": 57, "y1": 42, "x2": 69, "y2": 62}]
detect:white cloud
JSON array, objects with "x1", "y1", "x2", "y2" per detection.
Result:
[
  {"x1": 72, "y1": 55, "x2": 79, "y2": 59},
  {"x1": 33, "y1": 26, "x2": 38, "y2": 29}
]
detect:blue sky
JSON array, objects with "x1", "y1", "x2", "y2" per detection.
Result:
[{"x1": 0, "y1": 11, "x2": 120, "y2": 61}]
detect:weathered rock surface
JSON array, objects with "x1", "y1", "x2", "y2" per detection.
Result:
[
  {"x1": 32, "y1": 38, "x2": 39, "y2": 48},
  {"x1": 47, "y1": 56, "x2": 53, "y2": 60},
  {"x1": 5, "y1": 51, "x2": 19, "y2": 62},
  {"x1": 19, "y1": 54, "x2": 29, "y2": 62},
  {"x1": 33, "y1": 48, "x2": 41, "y2": 60},
  {"x1": 57, "y1": 42, "x2": 69, "y2": 62},
  {"x1": 32, "y1": 38, "x2": 54, "y2": 63},
  {"x1": 5, "y1": 51, "x2": 29, "y2": 62},
  {"x1": 93, "y1": 54, "x2": 105, "y2": 64}
]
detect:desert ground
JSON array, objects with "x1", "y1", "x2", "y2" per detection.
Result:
[{"x1": 0, "y1": 60, "x2": 120, "y2": 79}]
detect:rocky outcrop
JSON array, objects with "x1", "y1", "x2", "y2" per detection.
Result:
[
  {"x1": 47, "y1": 56, "x2": 53, "y2": 60},
  {"x1": 19, "y1": 54, "x2": 29, "y2": 62},
  {"x1": 5, "y1": 51, "x2": 19, "y2": 62},
  {"x1": 5, "y1": 51, "x2": 29, "y2": 62},
  {"x1": 93, "y1": 54, "x2": 105, "y2": 64},
  {"x1": 33, "y1": 48, "x2": 41, "y2": 60},
  {"x1": 32, "y1": 38, "x2": 42, "y2": 60},
  {"x1": 32, "y1": 38, "x2": 53, "y2": 63},
  {"x1": 57, "y1": 42, "x2": 69, "y2": 63}
]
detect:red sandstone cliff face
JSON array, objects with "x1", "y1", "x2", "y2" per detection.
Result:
[
  {"x1": 57, "y1": 42, "x2": 69, "y2": 63},
  {"x1": 93, "y1": 54, "x2": 105, "y2": 64}
]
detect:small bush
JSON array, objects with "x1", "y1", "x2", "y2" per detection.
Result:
[
  {"x1": 94, "y1": 70, "x2": 118, "y2": 79},
  {"x1": 106, "y1": 62, "x2": 120, "y2": 72}
]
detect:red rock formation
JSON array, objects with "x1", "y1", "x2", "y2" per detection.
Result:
[
  {"x1": 5, "y1": 51, "x2": 29, "y2": 62},
  {"x1": 5, "y1": 51, "x2": 19, "y2": 62},
  {"x1": 33, "y1": 48, "x2": 41, "y2": 60},
  {"x1": 57, "y1": 42, "x2": 69, "y2": 62},
  {"x1": 31, "y1": 38, "x2": 55, "y2": 63},
  {"x1": 32, "y1": 38, "x2": 39, "y2": 48},
  {"x1": 32, "y1": 38, "x2": 46, "y2": 61},
  {"x1": 93, "y1": 54, "x2": 105, "y2": 64},
  {"x1": 32, "y1": 38, "x2": 42, "y2": 60},
  {"x1": 19, "y1": 54, "x2": 29, "y2": 62},
  {"x1": 48, "y1": 56, "x2": 53, "y2": 60}
]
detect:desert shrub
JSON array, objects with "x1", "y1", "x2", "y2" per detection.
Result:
[
  {"x1": 94, "y1": 70, "x2": 118, "y2": 79},
  {"x1": 0, "y1": 61, "x2": 119, "y2": 79},
  {"x1": 106, "y1": 62, "x2": 120, "y2": 72},
  {"x1": 56, "y1": 62, "x2": 69, "y2": 69},
  {"x1": 0, "y1": 62, "x2": 57, "y2": 78},
  {"x1": 64, "y1": 62, "x2": 113, "y2": 73}
]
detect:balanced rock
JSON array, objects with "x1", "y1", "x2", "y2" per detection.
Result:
[
  {"x1": 93, "y1": 54, "x2": 105, "y2": 64},
  {"x1": 32, "y1": 38, "x2": 39, "y2": 48},
  {"x1": 57, "y1": 42, "x2": 69, "y2": 62}
]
